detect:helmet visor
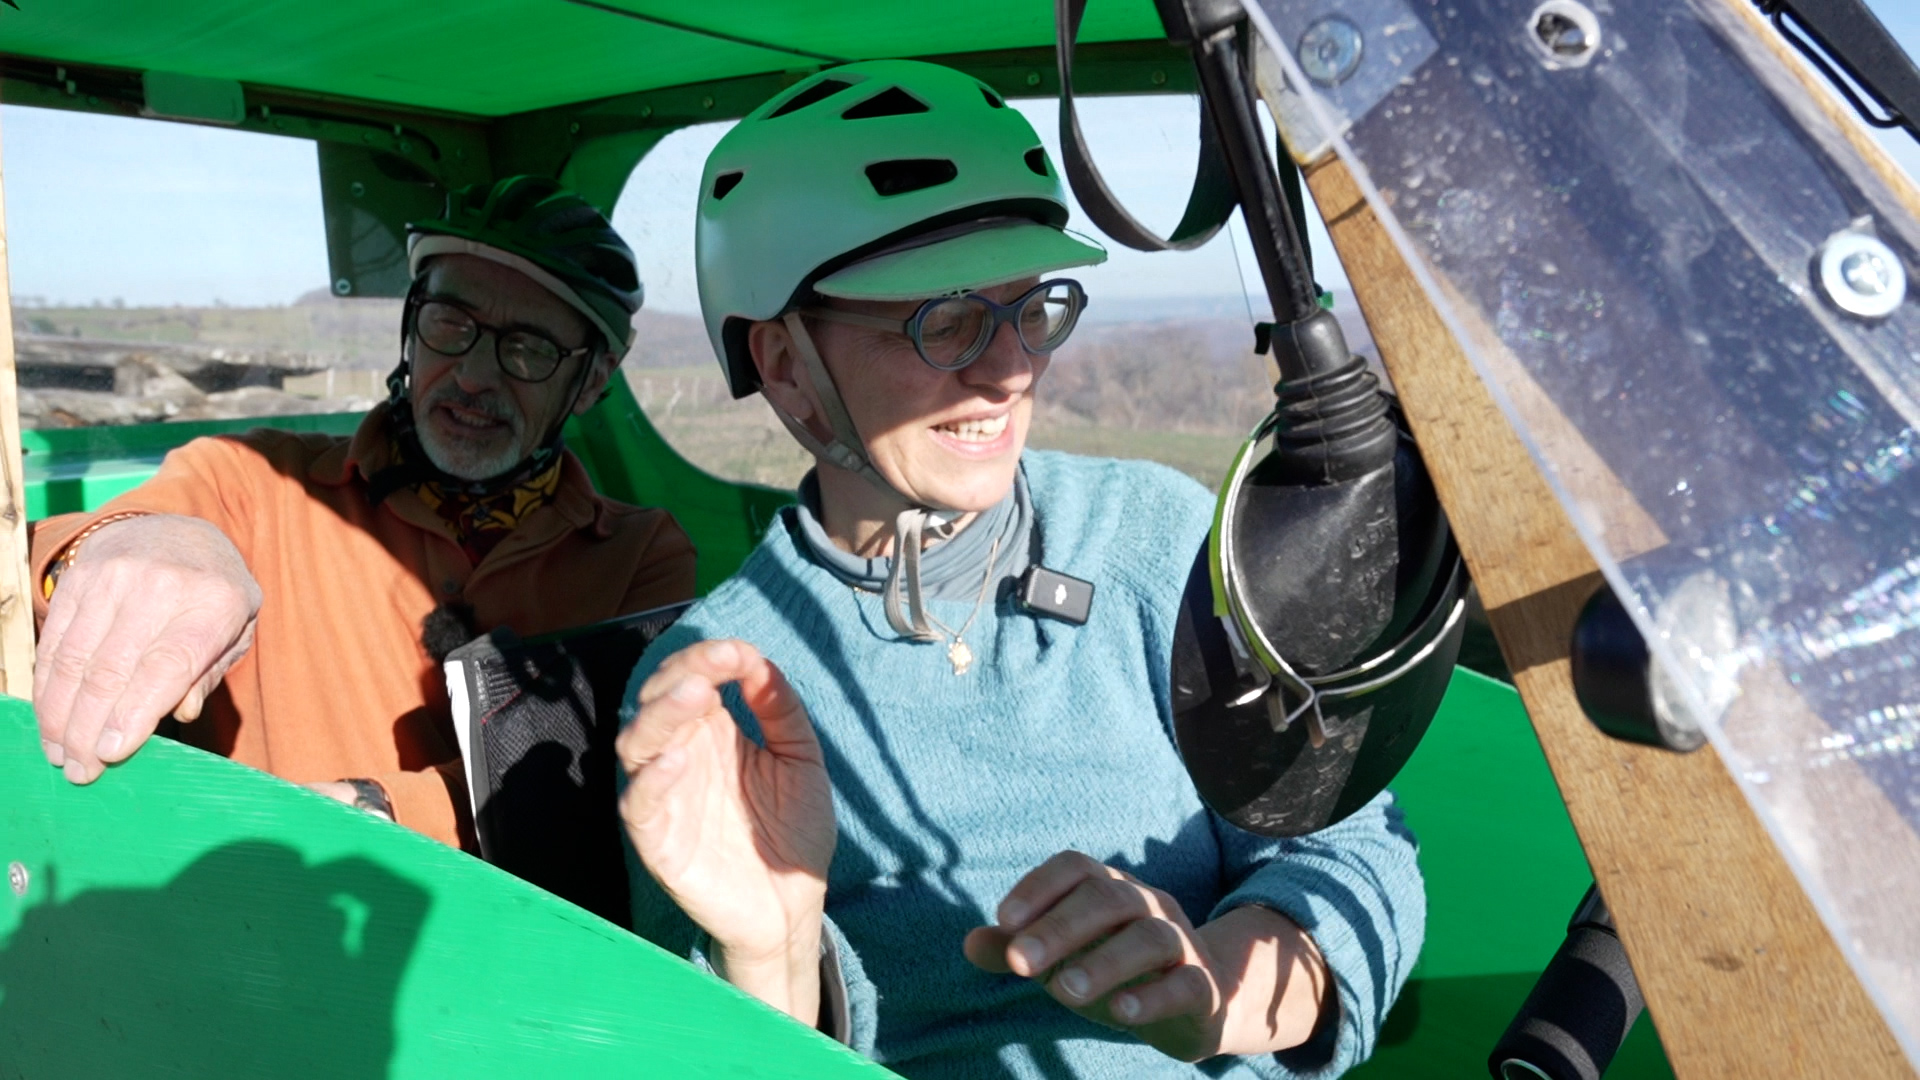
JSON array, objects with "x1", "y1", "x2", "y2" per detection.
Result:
[{"x1": 813, "y1": 219, "x2": 1106, "y2": 303}]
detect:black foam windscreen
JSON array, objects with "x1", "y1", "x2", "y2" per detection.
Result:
[{"x1": 445, "y1": 604, "x2": 688, "y2": 928}]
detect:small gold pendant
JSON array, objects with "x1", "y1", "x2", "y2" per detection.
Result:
[{"x1": 947, "y1": 639, "x2": 974, "y2": 675}]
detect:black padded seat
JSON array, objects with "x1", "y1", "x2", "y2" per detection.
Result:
[{"x1": 444, "y1": 603, "x2": 689, "y2": 928}]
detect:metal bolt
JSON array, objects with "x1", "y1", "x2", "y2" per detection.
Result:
[
  {"x1": 1818, "y1": 230, "x2": 1907, "y2": 319},
  {"x1": 1526, "y1": 1, "x2": 1600, "y2": 68},
  {"x1": 7, "y1": 862, "x2": 26, "y2": 898},
  {"x1": 641, "y1": 105, "x2": 653, "y2": 119},
  {"x1": 1298, "y1": 17, "x2": 1365, "y2": 87},
  {"x1": 1537, "y1": 13, "x2": 1586, "y2": 54},
  {"x1": 1842, "y1": 251, "x2": 1896, "y2": 295},
  {"x1": 349, "y1": 180, "x2": 366, "y2": 198},
  {"x1": 1150, "y1": 69, "x2": 1167, "y2": 86},
  {"x1": 568, "y1": 121, "x2": 580, "y2": 135},
  {"x1": 702, "y1": 95, "x2": 715, "y2": 110},
  {"x1": 333, "y1": 278, "x2": 353, "y2": 297},
  {"x1": 1026, "y1": 71, "x2": 1042, "y2": 87}
]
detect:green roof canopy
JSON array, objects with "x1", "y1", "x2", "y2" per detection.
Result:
[{"x1": 0, "y1": 0, "x2": 1170, "y2": 116}]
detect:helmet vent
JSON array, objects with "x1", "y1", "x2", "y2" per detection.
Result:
[
  {"x1": 980, "y1": 86, "x2": 1006, "y2": 109},
  {"x1": 767, "y1": 78, "x2": 854, "y2": 119},
  {"x1": 841, "y1": 87, "x2": 930, "y2": 120},
  {"x1": 1024, "y1": 148, "x2": 1050, "y2": 177},
  {"x1": 865, "y1": 159, "x2": 959, "y2": 197},
  {"x1": 711, "y1": 171, "x2": 745, "y2": 201}
]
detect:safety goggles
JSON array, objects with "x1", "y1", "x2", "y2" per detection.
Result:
[
  {"x1": 804, "y1": 278, "x2": 1086, "y2": 371},
  {"x1": 408, "y1": 297, "x2": 594, "y2": 383}
]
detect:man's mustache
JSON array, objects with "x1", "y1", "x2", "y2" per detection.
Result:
[{"x1": 420, "y1": 386, "x2": 520, "y2": 429}]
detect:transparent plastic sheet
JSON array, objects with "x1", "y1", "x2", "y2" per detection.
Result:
[{"x1": 1244, "y1": 0, "x2": 1920, "y2": 1059}]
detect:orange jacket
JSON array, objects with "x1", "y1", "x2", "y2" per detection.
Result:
[{"x1": 30, "y1": 406, "x2": 697, "y2": 849}]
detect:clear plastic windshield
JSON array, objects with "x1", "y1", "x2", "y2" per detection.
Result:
[{"x1": 1246, "y1": 0, "x2": 1920, "y2": 1057}]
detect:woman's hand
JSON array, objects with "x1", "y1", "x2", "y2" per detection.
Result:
[
  {"x1": 616, "y1": 640, "x2": 835, "y2": 1025},
  {"x1": 964, "y1": 852, "x2": 1331, "y2": 1062}
]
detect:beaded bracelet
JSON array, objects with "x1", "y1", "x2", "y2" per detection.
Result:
[{"x1": 41, "y1": 510, "x2": 153, "y2": 601}]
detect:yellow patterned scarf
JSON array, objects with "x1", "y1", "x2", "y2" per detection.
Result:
[{"x1": 396, "y1": 436, "x2": 565, "y2": 562}]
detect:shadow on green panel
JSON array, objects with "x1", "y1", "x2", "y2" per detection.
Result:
[
  {"x1": 1354, "y1": 974, "x2": 1674, "y2": 1079},
  {"x1": 0, "y1": 841, "x2": 427, "y2": 1079}
]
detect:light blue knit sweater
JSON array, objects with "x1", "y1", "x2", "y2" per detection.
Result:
[{"x1": 623, "y1": 451, "x2": 1424, "y2": 1079}]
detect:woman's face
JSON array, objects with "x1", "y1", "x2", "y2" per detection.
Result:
[{"x1": 765, "y1": 277, "x2": 1050, "y2": 514}]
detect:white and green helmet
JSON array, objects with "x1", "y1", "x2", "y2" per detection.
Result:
[{"x1": 696, "y1": 59, "x2": 1108, "y2": 398}]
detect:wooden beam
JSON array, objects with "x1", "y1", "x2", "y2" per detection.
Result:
[
  {"x1": 1304, "y1": 153, "x2": 1914, "y2": 1077},
  {"x1": 0, "y1": 112, "x2": 36, "y2": 699}
]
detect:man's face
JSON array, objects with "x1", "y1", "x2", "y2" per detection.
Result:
[{"x1": 407, "y1": 254, "x2": 611, "y2": 481}]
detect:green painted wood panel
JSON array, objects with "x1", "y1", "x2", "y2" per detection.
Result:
[{"x1": 0, "y1": 695, "x2": 894, "y2": 1078}]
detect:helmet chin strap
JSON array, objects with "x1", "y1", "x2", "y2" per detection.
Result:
[{"x1": 769, "y1": 313, "x2": 959, "y2": 642}]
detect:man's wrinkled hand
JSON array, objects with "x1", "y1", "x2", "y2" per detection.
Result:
[
  {"x1": 35, "y1": 514, "x2": 260, "y2": 784},
  {"x1": 307, "y1": 780, "x2": 396, "y2": 822}
]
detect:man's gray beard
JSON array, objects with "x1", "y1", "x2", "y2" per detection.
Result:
[{"x1": 413, "y1": 388, "x2": 528, "y2": 481}]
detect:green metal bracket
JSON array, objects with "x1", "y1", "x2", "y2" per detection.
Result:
[{"x1": 318, "y1": 143, "x2": 448, "y2": 299}]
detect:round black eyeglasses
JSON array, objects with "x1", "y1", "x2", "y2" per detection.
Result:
[
  {"x1": 803, "y1": 279, "x2": 1086, "y2": 371},
  {"x1": 409, "y1": 298, "x2": 594, "y2": 383}
]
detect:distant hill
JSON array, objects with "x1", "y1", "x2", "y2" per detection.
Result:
[{"x1": 16, "y1": 298, "x2": 403, "y2": 370}]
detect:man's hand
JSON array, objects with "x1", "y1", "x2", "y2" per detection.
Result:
[
  {"x1": 617, "y1": 640, "x2": 835, "y2": 1025},
  {"x1": 35, "y1": 514, "x2": 260, "y2": 784},
  {"x1": 307, "y1": 780, "x2": 396, "y2": 822},
  {"x1": 964, "y1": 852, "x2": 1331, "y2": 1062}
]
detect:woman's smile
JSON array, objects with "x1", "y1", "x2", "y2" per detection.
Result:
[{"x1": 929, "y1": 410, "x2": 1018, "y2": 458}]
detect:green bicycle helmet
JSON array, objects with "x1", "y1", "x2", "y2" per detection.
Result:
[
  {"x1": 408, "y1": 176, "x2": 643, "y2": 359},
  {"x1": 696, "y1": 59, "x2": 1106, "y2": 398}
]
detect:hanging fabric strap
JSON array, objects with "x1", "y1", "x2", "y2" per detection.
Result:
[
  {"x1": 766, "y1": 312, "x2": 901, "y2": 499},
  {"x1": 1054, "y1": 0, "x2": 1238, "y2": 252},
  {"x1": 884, "y1": 508, "x2": 944, "y2": 641}
]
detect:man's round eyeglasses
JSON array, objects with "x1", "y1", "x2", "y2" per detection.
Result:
[
  {"x1": 409, "y1": 298, "x2": 593, "y2": 383},
  {"x1": 803, "y1": 279, "x2": 1086, "y2": 371}
]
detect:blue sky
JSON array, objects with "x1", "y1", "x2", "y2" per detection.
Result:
[{"x1": 4, "y1": 4, "x2": 1917, "y2": 312}]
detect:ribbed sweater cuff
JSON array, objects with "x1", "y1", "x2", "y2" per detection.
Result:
[
  {"x1": 687, "y1": 917, "x2": 876, "y2": 1054},
  {"x1": 1209, "y1": 856, "x2": 1420, "y2": 1077}
]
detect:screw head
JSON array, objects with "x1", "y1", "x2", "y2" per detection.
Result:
[
  {"x1": 1536, "y1": 13, "x2": 1587, "y2": 55},
  {"x1": 1025, "y1": 71, "x2": 1042, "y2": 87},
  {"x1": 568, "y1": 121, "x2": 580, "y2": 135},
  {"x1": 1841, "y1": 250, "x2": 1896, "y2": 296},
  {"x1": 333, "y1": 278, "x2": 353, "y2": 297},
  {"x1": 1150, "y1": 69, "x2": 1167, "y2": 86},
  {"x1": 1298, "y1": 16, "x2": 1365, "y2": 87},
  {"x1": 349, "y1": 180, "x2": 366, "y2": 198},
  {"x1": 1526, "y1": 1, "x2": 1601, "y2": 69},
  {"x1": 1818, "y1": 231, "x2": 1907, "y2": 319},
  {"x1": 7, "y1": 861, "x2": 26, "y2": 898}
]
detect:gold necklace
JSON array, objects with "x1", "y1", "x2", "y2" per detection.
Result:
[{"x1": 921, "y1": 536, "x2": 1002, "y2": 675}]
